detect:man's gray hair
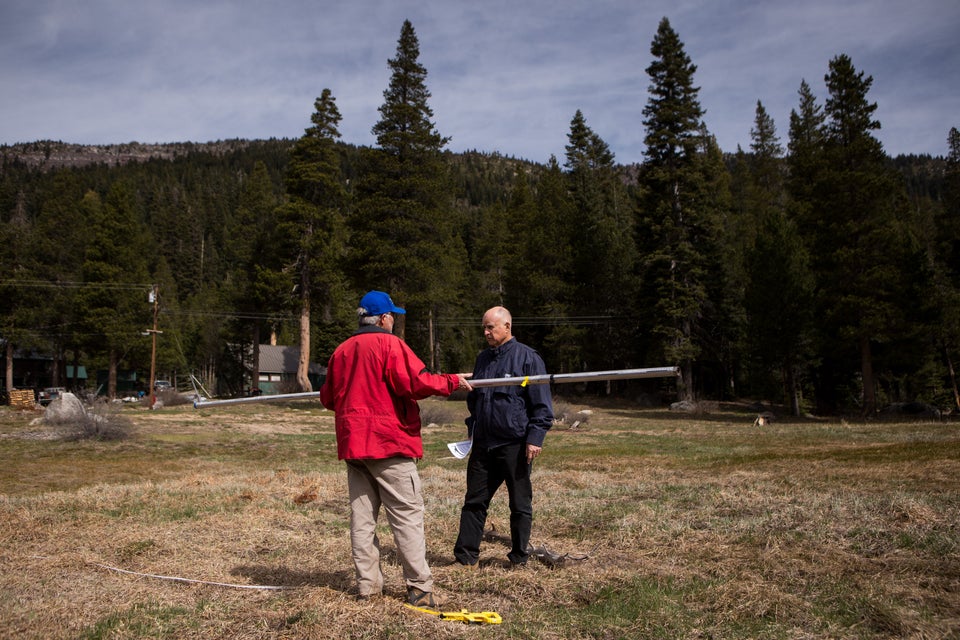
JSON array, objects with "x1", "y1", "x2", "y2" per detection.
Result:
[{"x1": 358, "y1": 308, "x2": 379, "y2": 327}]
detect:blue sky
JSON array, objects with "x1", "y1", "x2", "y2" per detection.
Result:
[{"x1": 1, "y1": 0, "x2": 957, "y2": 163}]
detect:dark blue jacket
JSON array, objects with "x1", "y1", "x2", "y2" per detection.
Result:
[{"x1": 466, "y1": 338, "x2": 554, "y2": 449}]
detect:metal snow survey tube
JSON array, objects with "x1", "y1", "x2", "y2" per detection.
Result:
[{"x1": 193, "y1": 367, "x2": 679, "y2": 409}]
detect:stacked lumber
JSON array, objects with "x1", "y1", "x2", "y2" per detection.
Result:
[{"x1": 8, "y1": 389, "x2": 36, "y2": 409}]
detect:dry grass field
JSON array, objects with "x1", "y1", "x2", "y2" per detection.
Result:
[{"x1": 1, "y1": 396, "x2": 958, "y2": 639}]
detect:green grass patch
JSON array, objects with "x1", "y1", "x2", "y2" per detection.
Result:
[
  {"x1": 79, "y1": 601, "x2": 193, "y2": 640},
  {"x1": 522, "y1": 575, "x2": 702, "y2": 640}
]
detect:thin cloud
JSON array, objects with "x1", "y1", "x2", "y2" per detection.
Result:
[{"x1": 0, "y1": 0, "x2": 956, "y2": 160}]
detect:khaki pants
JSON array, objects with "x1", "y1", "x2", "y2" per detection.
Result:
[{"x1": 346, "y1": 457, "x2": 433, "y2": 596}]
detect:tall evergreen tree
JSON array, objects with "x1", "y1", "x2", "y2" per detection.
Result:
[
  {"x1": 0, "y1": 188, "x2": 40, "y2": 393},
  {"x1": 565, "y1": 110, "x2": 637, "y2": 374},
  {"x1": 787, "y1": 80, "x2": 828, "y2": 238},
  {"x1": 637, "y1": 17, "x2": 710, "y2": 400},
  {"x1": 33, "y1": 172, "x2": 91, "y2": 387},
  {"x1": 469, "y1": 199, "x2": 513, "y2": 307},
  {"x1": 806, "y1": 55, "x2": 921, "y2": 414},
  {"x1": 742, "y1": 102, "x2": 814, "y2": 414},
  {"x1": 532, "y1": 157, "x2": 582, "y2": 373},
  {"x1": 749, "y1": 101, "x2": 785, "y2": 213},
  {"x1": 932, "y1": 127, "x2": 960, "y2": 410},
  {"x1": 510, "y1": 161, "x2": 578, "y2": 367},
  {"x1": 277, "y1": 88, "x2": 349, "y2": 391},
  {"x1": 79, "y1": 183, "x2": 152, "y2": 399},
  {"x1": 226, "y1": 160, "x2": 283, "y2": 392},
  {"x1": 785, "y1": 79, "x2": 841, "y2": 411},
  {"x1": 350, "y1": 20, "x2": 468, "y2": 369},
  {"x1": 693, "y1": 131, "x2": 736, "y2": 398}
]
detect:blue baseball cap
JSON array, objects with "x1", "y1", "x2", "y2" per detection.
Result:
[{"x1": 359, "y1": 290, "x2": 406, "y2": 316}]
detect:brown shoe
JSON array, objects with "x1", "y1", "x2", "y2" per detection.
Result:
[{"x1": 406, "y1": 587, "x2": 437, "y2": 608}]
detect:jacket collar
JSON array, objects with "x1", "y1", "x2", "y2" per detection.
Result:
[
  {"x1": 489, "y1": 336, "x2": 516, "y2": 357},
  {"x1": 354, "y1": 324, "x2": 393, "y2": 336}
]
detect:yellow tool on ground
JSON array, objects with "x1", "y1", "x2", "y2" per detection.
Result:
[{"x1": 404, "y1": 604, "x2": 503, "y2": 624}]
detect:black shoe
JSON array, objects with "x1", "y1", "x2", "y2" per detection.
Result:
[{"x1": 406, "y1": 587, "x2": 437, "y2": 608}]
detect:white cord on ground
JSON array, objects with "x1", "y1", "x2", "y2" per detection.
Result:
[{"x1": 90, "y1": 562, "x2": 298, "y2": 590}]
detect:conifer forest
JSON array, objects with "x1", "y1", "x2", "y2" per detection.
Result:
[{"x1": 2, "y1": 18, "x2": 958, "y2": 417}]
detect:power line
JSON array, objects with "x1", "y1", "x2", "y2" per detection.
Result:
[
  {"x1": 0, "y1": 279, "x2": 153, "y2": 290},
  {"x1": 164, "y1": 309, "x2": 293, "y2": 321},
  {"x1": 433, "y1": 315, "x2": 618, "y2": 327}
]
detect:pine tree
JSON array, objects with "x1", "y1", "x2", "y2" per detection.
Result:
[
  {"x1": 0, "y1": 188, "x2": 40, "y2": 392},
  {"x1": 742, "y1": 102, "x2": 814, "y2": 414},
  {"x1": 33, "y1": 172, "x2": 91, "y2": 387},
  {"x1": 532, "y1": 157, "x2": 583, "y2": 373},
  {"x1": 350, "y1": 20, "x2": 467, "y2": 369},
  {"x1": 277, "y1": 88, "x2": 349, "y2": 391},
  {"x1": 693, "y1": 131, "x2": 737, "y2": 398},
  {"x1": 637, "y1": 17, "x2": 711, "y2": 400},
  {"x1": 79, "y1": 183, "x2": 152, "y2": 399},
  {"x1": 933, "y1": 127, "x2": 960, "y2": 410},
  {"x1": 749, "y1": 101, "x2": 785, "y2": 211},
  {"x1": 565, "y1": 110, "x2": 638, "y2": 374},
  {"x1": 787, "y1": 80, "x2": 828, "y2": 242},
  {"x1": 805, "y1": 55, "x2": 921, "y2": 414},
  {"x1": 469, "y1": 198, "x2": 513, "y2": 307},
  {"x1": 226, "y1": 160, "x2": 283, "y2": 393},
  {"x1": 784, "y1": 79, "x2": 842, "y2": 411}
]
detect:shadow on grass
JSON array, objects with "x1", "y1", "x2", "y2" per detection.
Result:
[{"x1": 231, "y1": 564, "x2": 354, "y2": 591}]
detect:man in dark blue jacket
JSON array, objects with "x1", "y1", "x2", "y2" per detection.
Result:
[{"x1": 453, "y1": 306, "x2": 554, "y2": 567}]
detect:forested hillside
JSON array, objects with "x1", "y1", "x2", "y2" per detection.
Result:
[{"x1": 1, "y1": 19, "x2": 958, "y2": 416}]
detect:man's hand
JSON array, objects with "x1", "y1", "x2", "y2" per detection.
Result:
[{"x1": 526, "y1": 444, "x2": 542, "y2": 464}]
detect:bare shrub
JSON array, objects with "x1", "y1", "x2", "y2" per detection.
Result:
[
  {"x1": 553, "y1": 400, "x2": 575, "y2": 423},
  {"x1": 47, "y1": 399, "x2": 134, "y2": 441},
  {"x1": 277, "y1": 379, "x2": 302, "y2": 395},
  {"x1": 156, "y1": 388, "x2": 190, "y2": 407},
  {"x1": 418, "y1": 400, "x2": 461, "y2": 426},
  {"x1": 552, "y1": 400, "x2": 592, "y2": 429}
]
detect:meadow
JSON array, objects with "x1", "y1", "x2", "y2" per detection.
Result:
[{"x1": 1, "y1": 397, "x2": 957, "y2": 639}]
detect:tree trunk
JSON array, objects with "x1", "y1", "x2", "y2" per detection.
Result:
[
  {"x1": 860, "y1": 335, "x2": 876, "y2": 416},
  {"x1": 5, "y1": 341, "x2": 13, "y2": 393},
  {"x1": 944, "y1": 346, "x2": 960, "y2": 413},
  {"x1": 786, "y1": 362, "x2": 801, "y2": 417},
  {"x1": 297, "y1": 293, "x2": 312, "y2": 392},
  {"x1": 252, "y1": 322, "x2": 261, "y2": 395},
  {"x1": 71, "y1": 348, "x2": 80, "y2": 391},
  {"x1": 679, "y1": 360, "x2": 694, "y2": 402},
  {"x1": 428, "y1": 308, "x2": 435, "y2": 371},
  {"x1": 108, "y1": 348, "x2": 118, "y2": 400},
  {"x1": 52, "y1": 344, "x2": 62, "y2": 387}
]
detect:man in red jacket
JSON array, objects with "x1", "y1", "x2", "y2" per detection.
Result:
[{"x1": 320, "y1": 290, "x2": 472, "y2": 607}]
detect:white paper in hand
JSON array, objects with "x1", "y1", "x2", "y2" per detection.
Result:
[{"x1": 447, "y1": 439, "x2": 472, "y2": 459}]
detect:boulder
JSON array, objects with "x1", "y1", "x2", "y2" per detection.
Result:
[
  {"x1": 43, "y1": 392, "x2": 87, "y2": 422},
  {"x1": 670, "y1": 400, "x2": 698, "y2": 412}
]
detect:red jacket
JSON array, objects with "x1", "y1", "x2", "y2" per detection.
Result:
[{"x1": 320, "y1": 326, "x2": 459, "y2": 460}]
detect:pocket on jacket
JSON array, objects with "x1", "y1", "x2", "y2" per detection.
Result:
[{"x1": 493, "y1": 390, "x2": 527, "y2": 438}]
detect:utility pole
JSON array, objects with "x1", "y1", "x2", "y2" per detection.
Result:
[{"x1": 147, "y1": 284, "x2": 162, "y2": 408}]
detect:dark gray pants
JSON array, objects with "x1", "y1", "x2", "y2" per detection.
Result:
[{"x1": 454, "y1": 441, "x2": 533, "y2": 565}]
